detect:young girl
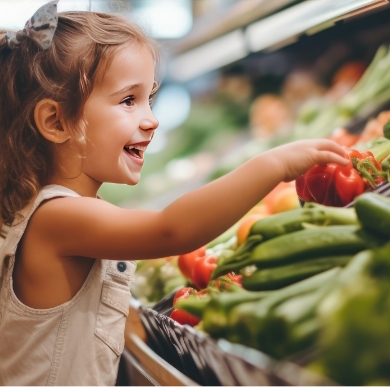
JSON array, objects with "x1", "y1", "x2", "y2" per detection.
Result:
[{"x1": 0, "y1": 1, "x2": 349, "y2": 385}]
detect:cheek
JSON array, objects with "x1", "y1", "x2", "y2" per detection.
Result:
[
  {"x1": 86, "y1": 136, "x2": 118, "y2": 159},
  {"x1": 85, "y1": 114, "x2": 127, "y2": 149}
]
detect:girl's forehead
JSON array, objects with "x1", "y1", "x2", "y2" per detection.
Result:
[
  {"x1": 98, "y1": 44, "x2": 155, "y2": 92},
  {"x1": 113, "y1": 42, "x2": 154, "y2": 68}
]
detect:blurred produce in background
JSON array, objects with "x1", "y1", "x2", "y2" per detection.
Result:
[{"x1": 131, "y1": 256, "x2": 187, "y2": 306}]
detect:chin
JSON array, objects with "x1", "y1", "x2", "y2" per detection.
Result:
[
  {"x1": 106, "y1": 174, "x2": 140, "y2": 186},
  {"x1": 126, "y1": 174, "x2": 141, "y2": 186}
]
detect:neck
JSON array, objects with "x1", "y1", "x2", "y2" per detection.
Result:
[
  {"x1": 49, "y1": 172, "x2": 102, "y2": 198},
  {"x1": 49, "y1": 142, "x2": 102, "y2": 198}
]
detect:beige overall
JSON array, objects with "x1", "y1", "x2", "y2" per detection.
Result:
[{"x1": 0, "y1": 185, "x2": 136, "y2": 386}]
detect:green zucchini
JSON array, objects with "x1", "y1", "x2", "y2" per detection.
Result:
[
  {"x1": 242, "y1": 255, "x2": 352, "y2": 291},
  {"x1": 249, "y1": 225, "x2": 367, "y2": 268},
  {"x1": 202, "y1": 290, "x2": 271, "y2": 337},
  {"x1": 211, "y1": 204, "x2": 357, "y2": 279},
  {"x1": 249, "y1": 203, "x2": 357, "y2": 240},
  {"x1": 225, "y1": 268, "x2": 341, "y2": 349},
  {"x1": 354, "y1": 193, "x2": 390, "y2": 239},
  {"x1": 213, "y1": 225, "x2": 366, "y2": 278}
]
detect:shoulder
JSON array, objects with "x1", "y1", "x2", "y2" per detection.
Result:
[
  {"x1": 27, "y1": 196, "x2": 124, "y2": 257},
  {"x1": 27, "y1": 195, "x2": 166, "y2": 259},
  {"x1": 32, "y1": 195, "x2": 123, "y2": 231}
]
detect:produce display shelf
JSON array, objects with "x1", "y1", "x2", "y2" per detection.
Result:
[
  {"x1": 168, "y1": 0, "x2": 389, "y2": 82},
  {"x1": 123, "y1": 298, "x2": 198, "y2": 386},
  {"x1": 128, "y1": 183, "x2": 390, "y2": 386},
  {"x1": 245, "y1": 0, "x2": 389, "y2": 53},
  {"x1": 128, "y1": 293, "x2": 335, "y2": 386},
  {"x1": 172, "y1": 0, "x2": 298, "y2": 55}
]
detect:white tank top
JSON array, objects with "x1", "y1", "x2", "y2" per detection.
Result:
[{"x1": 0, "y1": 184, "x2": 136, "y2": 385}]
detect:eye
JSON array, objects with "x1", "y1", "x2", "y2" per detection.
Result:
[
  {"x1": 120, "y1": 96, "x2": 135, "y2": 107},
  {"x1": 149, "y1": 81, "x2": 159, "y2": 108}
]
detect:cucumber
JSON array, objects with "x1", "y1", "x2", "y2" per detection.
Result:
[
  {"x1": 249, "y1": 204, "x2": 357, "y2": 241},
  {"x1": 225, "y1": 268, "x2": 341, "y2": 348},
  {"x1": 249, "y1": 225, "x2": 367, "y2": 268},
  {"x1": 354, "y1": 193, "x2": 390, "y2": 238},
  {"x1": 242, "y1": 255, "x2": 352, "y2": 291},
  {"x1": 211, "y1": 205, "x2": 357, "y2": 279}
]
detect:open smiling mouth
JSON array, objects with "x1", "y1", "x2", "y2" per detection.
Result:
[
  {"x1": 124, "y1": 145, "x2": 146, "y2": 159},
  {"x1": 123, "y1": 141, "x2": 149, "y2": 160}
]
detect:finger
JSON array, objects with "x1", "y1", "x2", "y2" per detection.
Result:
[
  {"x1": 316, "y1": 139, "x2": 349, "y2": 157},
  {"x1": 317, "y1": 151, "x2": 350, "y2": 166}
]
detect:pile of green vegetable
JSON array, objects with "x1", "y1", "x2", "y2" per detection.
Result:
[
  {"x1": 175, "y1": 193, "x2": 390, "y2": 385},
  {"x1": 310, "y1": 244, "x2": 390, "y2": 386},
  {"x1": 294, "y1": 45, "x2": 390, "y2": 140},
  {"x1": 212, "y1": 202, "x2": 364, "y2": 286}
]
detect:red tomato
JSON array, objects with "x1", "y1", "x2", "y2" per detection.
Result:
[
  {"x1": 173, "y1": 287, "x2": 197, "y2": 306},
  {"x1": 177, "y1": 246, "x2": 206, "y2": 280},
  {"x1": 170, "y1": 309, "x2": 201, "y2": 327},
  {"x1": 192, "y1": 254, "x2": 218, "y2": 290}
]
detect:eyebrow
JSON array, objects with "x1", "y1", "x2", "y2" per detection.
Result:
[{"x1": 110, "y1": 83, "x2": 143, "y2": 96}]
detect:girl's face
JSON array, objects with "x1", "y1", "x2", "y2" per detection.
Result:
[{"x1": 81, "y1": 43, "x2": 158, "y2": 187}]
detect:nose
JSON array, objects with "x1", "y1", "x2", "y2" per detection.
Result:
[{"x1": 140, "y1": 111, "x2": 159, "y2": 132}]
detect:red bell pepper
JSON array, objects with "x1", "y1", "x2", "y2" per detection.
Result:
[
  {"x1": 170, "y1": 308, "x2": 201, "y2": 326},
  {"x1": 296, "y1": 146, "x2": 390, "y2": 207},
  {"x1": 296, "y1": 161, "x2": 366, "y2": 207},
  {"x1": 170, "y1": 286, "x2": 202, "y2": 327},
  {"x1": 348, "y1": 149, "x2": 386, "y2": 187},
  {"x1": 192, "y1": 254, "x2": 218, "y2": 290},
  {"x1": 177, "y1": 246, "x2": 206, "y2": 280},
  {"x1": 334, "y1": 162, "x2": 367, "y2": 206}
]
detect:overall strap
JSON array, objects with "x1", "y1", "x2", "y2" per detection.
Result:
[{"x1": 0, "y1": 185, "x2": 80, "y2": 277}]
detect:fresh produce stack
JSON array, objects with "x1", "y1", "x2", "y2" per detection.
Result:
[
  {"x1": 166, "y1": 123, "x2": 390, "y2": 384},
  {"x1": 168, "y1": 180, "x2": 302, "y2": 326},
  {"x1": 173, "y1": 193, "x2": 390, "y2": 385}
]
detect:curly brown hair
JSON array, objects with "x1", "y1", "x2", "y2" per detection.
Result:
[{"x1": 0, "y1": 11, "x2": 160, "y2": 224}]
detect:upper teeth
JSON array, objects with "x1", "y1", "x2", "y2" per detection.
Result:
[{"x1": 125, "y1": 144, "x2": 147, "y2": 151}]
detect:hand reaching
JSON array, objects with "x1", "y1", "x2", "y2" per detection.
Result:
[{"x1": 269, "y1": 139, "x2": 349, "y2": 182}]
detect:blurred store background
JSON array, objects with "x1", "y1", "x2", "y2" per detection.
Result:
[{"x1": 2, "y1": 0, "x2": 390, "y2": 210}]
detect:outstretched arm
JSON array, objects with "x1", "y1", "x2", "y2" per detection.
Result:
[
  {"x1": 34, "y1": 139, "x2": 348, "y2": 260},
  {"x1": 160, "y1": 139, "x2": 348, "y2": 251}
]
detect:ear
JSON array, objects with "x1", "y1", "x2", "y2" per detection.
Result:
[{"x1": 34, "y1": 99, "x2": 71, "y2": 144}]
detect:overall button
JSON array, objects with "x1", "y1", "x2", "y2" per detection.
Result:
[
  {"x1": 3, "y1": 255, "x2": 11, "y2": 268},
  {"x1": 117, "y1": 262, "x2": 127, "y2": 272}
]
